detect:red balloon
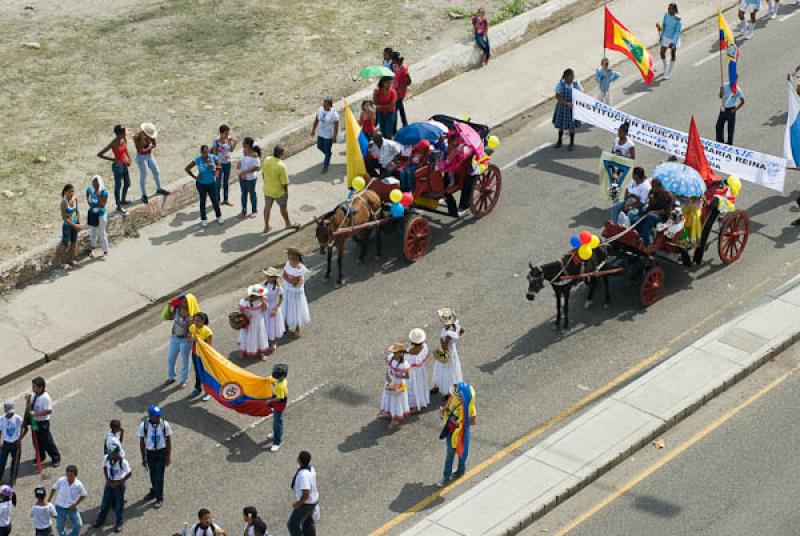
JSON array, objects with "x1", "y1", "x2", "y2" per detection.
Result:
[
  {"x1": 579, "y1": 230, "x2": 592, "y2": 245},
  {"x1": 401, "y1": 192, "x2": 414, "y2": 207}
]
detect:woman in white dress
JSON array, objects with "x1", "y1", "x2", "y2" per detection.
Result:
[
  {"x1": 380, "y1": 343, "x2": 411, "y2": 429},
  {"x1": 281, "y1": 247, "x2": 311, "y2": 337},
  {"x1": 432, "y1": 308, "x2": 464, "y2": 395},
  {"x1": 406, "y1": 328, "x2": 430, "y2": 412},
  {"x1": 238, "y1": 284, "x2": 270, "y2": 358},
  {"x1": 262, "y1": 266, "x2": 286, "y2": 353}
]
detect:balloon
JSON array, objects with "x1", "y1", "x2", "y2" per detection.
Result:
[
  {"x1": 569, "y1": 235, "x2": 582, "y2": 249},
  {"x1": 589, "y1": 235, "x2": 600, "y2": 249},
  {"x1": 401, "y1": 192, "x2": 414, "y2": 207},
  {"x1": 727, "y1": 175, "x2": 742, "y2": 196},
  {"x1": 579, "y1": 230, "x2": 592, "y2": 245},
  {"x1": 390, "y1": 202, "x2": 405, "y2": 218},
  {"x1": 487, "y1": 135, "x2": 500, "y2": 150},
  {"x1": 389, "y1": 189, "x2": 403, "y2": 203},
  {"x1": 578, "y1": 244, "x2": 593, "y2": 261},
  {"x1": 352, "y1": 176, "x2": 366, "y2": 191},
  {"x1": 460, "y1": 114, "x2": 471, "y2": 122}
]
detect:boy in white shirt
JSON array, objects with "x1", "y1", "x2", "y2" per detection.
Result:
[
  {"x1": 25, "y1": 377, "x2": 61, "y2": 468},
  {"x1": 0, "y1": 485, "x2": 16, "y2": 536},
  {"x1": 0, "y1": 402, "x2": 25, "y2": 484},
  {"x1": 29, "y1": 487, "x2": 56, "y2": 536},
  {"x1": 48, "y1": 465, "x2": 87, "y2": 536},
  {"x1": 93, "y1": 446, "x2": 131, "y2": 532},
  {"x1": 190, "y1": 508, "x2": 227, "y2": 536}
]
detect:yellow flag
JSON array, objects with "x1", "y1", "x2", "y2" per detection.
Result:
[{"x1": 344, "y1": 102, "x2": 368, "y2": 188}]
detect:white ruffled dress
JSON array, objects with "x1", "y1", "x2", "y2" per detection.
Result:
[
  {"x1": 262, "y1": 282, "x2": 286, "y2": 342},
  {"x1": 281, "y1": 261, "x2": 311, "y2": 330},
  {"x1": 380, "y1": 356, "x2": 411, "y2": 421},
  {"x1": 238, "y1": 297, "x2": 270, "y2": 357},
  {"x1": 406, "y1": 344, "x2": 430, "y2": 410},
  {"x1": 432, "y1": 321, "x2": 464, "y2": 393}
]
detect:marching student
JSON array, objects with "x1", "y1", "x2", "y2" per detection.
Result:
[
  {"x1": 29, "y1": 487, "x2": 56, "y2": 536},
  {"x1": 595, "y1": 58, "x2": 621, "y2": 105},
  {"x1": 48, "y1": 465, "x2": 88, "y2": 536},
  {"x1": 25, "y1": 377, "x2": 61, "y2": 468},
  {"x1": 656, "y1": 3, "x2": 682, "y2": 80},
  {"x1": 266, "y1": 365, "x2": 289, "y2": 453},
  {"x1": 190, "y1": 508, "x2": 227, "y2": 536},
  {"x1": 242, "y1": 506, "x2": 268, "y2": 536},
  {"x1": 0, "y1": 403, "x2": 25, "y2": 484},
  {"x1": 138, "y1": 406, "x2": 172, "y2": 509},
  {"x1": 92, "y1": 445, "x2": 131, "y2": 532},
  {"x1": 104, "y1": 419, "x2": 125, "y2": 457},
  {"x1": 0, "y1": 485, "x2": 15, "y2": 536}
]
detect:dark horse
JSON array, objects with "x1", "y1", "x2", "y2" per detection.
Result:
[
  {"x1": 526, "y1": 248, "x2": 611, "y2": 329},
  {"x1": 315, "y1": 189, "x2": 383, "y2": 286}
]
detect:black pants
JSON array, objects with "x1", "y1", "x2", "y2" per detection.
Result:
[
  {"x1": 196, "y1": 182, "x2": 221, "y2": 221},
  {"x1": 715, "y1": 108, "x2": 737, "y2": 145},
  {"x1": 287, "y1": 504, "x2": 316, "y2": 536},
  {"x1": 0, "y1": 524, "x2": 11, "y2": 536},
  {"x1": 444, "y1": 175, "x2": 475, "y2": 216},
  {"x1": 146, "y1": 449, "x2": 167, "y2": 501},
  {"x1": 0, "y1": 440, "x2": 18, "y2": 483},
  {"x1": 396, "y1": 98, "x2": 408, "y2": 129},
  {"x1": 33, "y1": 421, "x2": 60, "y2": 464},
  {"x1": 694, "y1": 204, "x2": 720, "y2": 264}
]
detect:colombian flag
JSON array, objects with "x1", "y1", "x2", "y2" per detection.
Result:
[
  {"x1": 194, "y1": 339, "x2": 274, "y2": 416},
  {"x1": 718, "y1": 11, "x2": 739, "y2": 93},
  {"x1": 604, "y1": 7, "x2": 654, "y2": 85},
  {"x1": 344, "y1": 101, "x2": 369, "y2": 188}
]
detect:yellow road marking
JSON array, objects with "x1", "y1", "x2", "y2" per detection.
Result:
[{"x1": 553, "y1": 362, "x2": 800, "y2": 536}]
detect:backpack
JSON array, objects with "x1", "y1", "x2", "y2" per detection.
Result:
[
  {"x1": 141, "y1": 417, "x2": 168, "y2": 444},
  {"x1": 194, "y1": 522, "x2": 217, "y2": 536}
]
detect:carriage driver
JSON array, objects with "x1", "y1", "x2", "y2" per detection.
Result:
[
  {"x1": 366, "y1": 132, "x2": 403, "y2": 178},
  {"x1": 609, "y1": 166, "x2": 650, "y2": 227}
]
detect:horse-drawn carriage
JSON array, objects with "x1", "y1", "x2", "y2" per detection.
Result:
[{"x1": 316, "y1": 115, "x2": 502, "y2": 285}]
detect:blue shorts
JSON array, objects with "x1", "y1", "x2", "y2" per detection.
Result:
[{"x1": 61, "y1": 223, "x2": 78, "y2": 246}]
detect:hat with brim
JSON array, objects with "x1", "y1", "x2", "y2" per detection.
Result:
[
  {"x1": 247, "y1": 284, "x2": 266, "y2": 297},
  {"x1": 262, "y1": 266, "x2": 282, "y2": 278},
  {"x1": 140, "y1": 122, "x2": 158, "y2": 139},
  {"x1": 387, "y1": 342, "x2": 408, "y2": 353},
  {"x1": 408, "y1": 328, "x2": 426, "y2": 345},
  {"x1": 437, "y1": 308, "x2": 457, "y2": 325}
]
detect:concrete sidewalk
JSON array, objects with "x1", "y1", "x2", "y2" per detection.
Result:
[
  {"x1": 399, "y1": 275, "x2": 800, "y2": 536},
  {"x1": 0, "y1": 0, "x2": 729, "y2": 383}
]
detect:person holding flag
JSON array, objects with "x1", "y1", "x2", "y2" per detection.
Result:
[
  {"x1": 786, "y1": 69, "x2": 800, "y2": 224},
  {"x1": 717, "y1": 11, "x2": 745, "y2": 146},
  {"x1": 436, "y1": 382, "x2": 477, "y2": 488},
  {"x1": 656, "y1": 3, "x2": 682, "y2": 80},
  {"x1": 25, "y1": 377, "x2": 61, "y2": 470}
]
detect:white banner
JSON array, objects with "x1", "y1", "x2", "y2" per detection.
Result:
[{"x1": 572, "y1": 90, "x2": 787, "y2": 192}]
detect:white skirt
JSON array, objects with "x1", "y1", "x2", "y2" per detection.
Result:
[
  {"x1": 262, "y1": 307, "x2": 285, "y2": 341},
  {"x1": 432, "y1": 353, "x2": 463, "y2": 392},
  {"x1": 282, "y1": 285, "x2": 310, "y2": 330},
  {"x1": 380, "y1": 387, "x2": 410, "y2": 421},
  {"x1": 238, "y1": 317, "x2": 270, "y2": 357},
  {"x1": 407, "y1": 366, "x2": 430, "y2": 410}
]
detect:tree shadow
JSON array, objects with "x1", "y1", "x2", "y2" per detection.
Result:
[
  {"x1": 115, "y1": 384, "x2": 174, "y2": 415},
  {"x1": 288, "y1": 161, "x2": 347, "y2": 186},
  {"x1": 631, "y1": 493, "x2": 683, "y2": 518},
  {"x1": 514, "y1": 144, "x2": 604, "y2": 185},
  {"x1": 569, "y1": 207, "x2": 609, "y2": 229},
  {"x1": 337, "y1": 418, "x2": 400, "y2": 453},
  {"x1": 389, "y1": 482, "x2": 445, "y2": 513},
  {"x1": 325, "y1": 383, "x2": 372, "y2": 407}
]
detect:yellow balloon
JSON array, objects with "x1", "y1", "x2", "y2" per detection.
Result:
[
  {"x1": 487, "y1": 135, "x2": 500, "y2": 150},
  {"x1": 460, "y1": 114, "x2": 470, "y2": 122},
  {"x1": 727, "y1": 175, "x2": 742, "y2": 196},
  {"x1": 352, "y1": 177, "x2": 366, "y2": 191},
  {"x1": 589, "y1": 235, "x2": 600, "y2": 249},
  {"x1": 578, "y1": 244, "x2": 593, "y2": 261},
  {"x1": 389, "y1": 189, "x2": 403, "y2": 203}
]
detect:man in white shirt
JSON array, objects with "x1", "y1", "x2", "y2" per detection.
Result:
[
  {"x1": 287, "y1": 451, "x2": 319, "y2": 536},
  {"x1": 25, "y1": 377, "x2": 61, "y2": 468},
  {"x1": 48, "y1": 465, "x2": 88, "y2": 536},
  {"x1": 610, "y1": 167, "x2": 651, "y2": 226},
  {"x1": 0, "y1": 402, "x2": 25, "y2": 485},
  {"x1": 366, "y1": 133, "x2": 403, "y2": 178},
  {"x1": 190, "y1": 508, "x2": 227, "y2": 536},
  {"x1": 92, "y1": 446, "x2": 131, "y2": 532},
  {"x1": 311, "y1": 98, "x2": 339, "y2": 174},
  {"x1": 104, "y1": 420, "x2": 125, "y2": 458},
  {"x1": 138, "y1": 405, "x2": 172, "y2": 509}
]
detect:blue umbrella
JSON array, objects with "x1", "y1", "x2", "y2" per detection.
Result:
[
  {"x1": 394, "y1": 122, "x2": 443, "y2": 146},
  {"x1": 651, "y1": 162, "x2": 707, "y2": 198}
]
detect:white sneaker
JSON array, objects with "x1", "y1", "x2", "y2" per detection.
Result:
[
  {"x1": 201, "y1": 220, "x2": 209, "y2": 227},
  {"x1": 270, "y1": 444, "x2": 280, "y2": 452},
  {"x1": 267, "y1": 433, "x2": 274, "y2": 440},
  {"x1": 217, "y1": 217, "x2": 224, "y2": 225},
  {"x1": 100, "y1": 253, "x2": 108, "y2": 261},
  {"x1": 201, "y1": 393, "x2": 210, "y2": 401},
  {"x1": 769, "y1": 10, "x2": 777, "y2": 18}
]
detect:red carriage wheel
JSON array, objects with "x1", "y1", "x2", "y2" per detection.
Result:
[
  {"x1": 640, "y1": 266, "x2": 664, "y2": 307},
  {"x1": 469, "y1": 164, "x2": 502, "y2": 217},
  {"x1": 403, "y1": 214, "x2": 430, "y2": 262},
  {"x1": 717, "y1": 210, "x2": 749, "y2": 265}
]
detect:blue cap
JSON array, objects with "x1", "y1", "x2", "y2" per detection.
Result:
[{"x1": 148, "y1": 405, "x2": 162, "y2": 417}]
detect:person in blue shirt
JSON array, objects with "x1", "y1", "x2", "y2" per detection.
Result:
[
  {"x1": 716, "y1": 82, "x2": 746, "y2": 145},
  {"x1": 737, "y1": 0, "x2": 761, "y2": 40},
  {"x1": 185, "y1": 145, "x2": 223, "y2": 227},
  {"x1": 595, "y1": 58, "x2": 621, "y2": 105},
  {"x1": 656, "y1": 3, "x2": 682, "y2": 80},
  {"x1": 86, "y1": 175, "x2": 110, "y2": 259}
]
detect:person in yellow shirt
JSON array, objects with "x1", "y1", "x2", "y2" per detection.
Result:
[
  {"x1": 437, "y1": 382, "x2": 476, "y2": 487},
  {"x1": 189, "y1": 312, "x2": 213, "y2": 402},
  {"x1": 266, "y1": 364, "x2": 288, "y2": 452},
  {"x1": 262, "y1": 145, "x2": 299, "y2": 234}
]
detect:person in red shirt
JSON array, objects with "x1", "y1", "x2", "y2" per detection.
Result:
[
  {"x1": 359, "y1": 100, "x2": 376, "y2": 138},
  {"x1": 392, "y1": 51, "x2": 411, "y2": 130},
  {"x1": 472, "y1": 8, "x2": 491, "y2": 66},
  {"x1": 373, "y1": 77, "x2": 398, "y2": 139}
]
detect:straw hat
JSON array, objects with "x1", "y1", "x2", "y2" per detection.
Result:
[
  {"x1": 408, "y1": 328, "x2": 426, "y2": 345},
  {"x1": 247, "y1": 284, "x2": 266, "y2": 297},
  {"x1": 262, "y1": 266, "x2": 282, "y2": 278},
  {"x1": 437, "y1": 308, "x2": 457, "y2": 325},
  {"x1": 140, "y1": 122, "x2": 158, "y2": 139},
  {"x1": 387, "y1": 342, "x2": 408, "y2": 353}
]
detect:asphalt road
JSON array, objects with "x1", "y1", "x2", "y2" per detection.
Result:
[{"x1": 1, "y1": 8, "x2": 799, "y2": 536}]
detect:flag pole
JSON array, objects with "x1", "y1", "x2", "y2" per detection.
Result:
[
  {"x1": 718, "y1": 6, "x2": 724, "y2": 101},
  {"x1": 603, "y1": 0, "x2": 609, "y2": 60}
]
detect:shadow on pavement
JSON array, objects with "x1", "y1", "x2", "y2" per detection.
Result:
[
  {"x1": 337, "y1": 418, "x2": 400, "y2": 453},
  {"x1": 514, "y1": 144, "x2": 603, "y2": 185},
  {"x1": 81, "y1": 498, "x2": 152, "y2": 531},
  {"x1": 389, "y1": 482, "x2": 445, "y2": 513}
]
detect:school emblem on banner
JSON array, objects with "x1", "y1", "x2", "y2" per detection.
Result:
[{"x1": 599, "y1": 151, "x2": 634, "y2": 201}]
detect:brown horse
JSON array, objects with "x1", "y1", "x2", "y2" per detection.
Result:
[{"x1": 315, "y1": 189, "x2": 383, "y2": 286}]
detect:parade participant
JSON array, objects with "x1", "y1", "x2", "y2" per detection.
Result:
[
  {"x1": 373, "y1": 78, "x2": 398, "y2": 139},
  {"x1": 610, "y1": 167, "x2": 650, "y2": 226},
  {"x1": 92, "y1": 445, "x2": 131, "y2": 533},
  {"x1": 252, "y1": 519, "x2": 268, "y2": 536},
  {"x1": 96, "y1": 125, "x2": 131, "y2": 214},
  {"x1": 380, "y1": 343, "x2": 411, "y2": 429},
  {"x1": 164, "y1": 293, "x2": 199, "y2": 388},
  {"x1": 0, "y1": 485, "x2": 15, "y2": 536},
  {"x1": 189, "y1": 312, "x2": 213, "y2": 401},
  {"x1": 86, "y1": 175, "x2": 110, "y2": 259},
  {"x1": 262, "y1": 145, "x2": 299, "y2": 233},
  {"x1": 359, "y1": 100, "x2": 376, "y2": 138},
  {"x1": 716, "y1": 81, "x2": 745, "y2": 145},
  {"x1": 638, "y1": 178, "x2": 674, "y2": 246},
  {"x1": 439, "y1": 136, "x2": 474, "y2": 218},
  {"x1": 186, "y1": 145, "x2": 224, "y2": 227},
  {"x1": 612, "y1": 122, "x2": 636, "y2": 159},
  {"x1": 29, "y1": 487, "x2": 56, "y2": 536},
  {"x1": 366, "y1": 132, "x2": 403, "y2": 178},
  {"x1": 311, "y1": 98, "x2": 339, "y2": 174},
  {"x1": 391, "y1": 51, "x2": 411, "y2": 129},
  {"x1": 138, "y1": 405, "x2": 172, "y2": 509},
  {"x1": 282, "y1": 248, "x2": 311, "y2": 338},
  {"x1": 553, "y1": 68, "x2": 583, "y2": 151},
  {"x1": 472, "y1": 8, "x2": 491, "y2": 66},
  {"x1": 104, "y1": 419, "x2": 125, "y2": 457},
  {"x1": 55, "y1": 184, "x2": 81, "y2": 271},
  {"x1": 242, "y1": 506, "x2": 266, "y2": 536},
  {"x1": 237, "y1": 286, "x2": 270, "y2": 359},
  {"x1": 738, "y1": 0, "x2": 760, "y2": 40},
  {"x1": 48, "y1": 465, "x2": 87, "y2": 536},
  {"x1": 436, "y1": 382, "x2": 477, "y2": 487},
  {"x1": 25, "y1": 377, "x2": 61, "y2": 468},
  {"x1": 262, "y1": 267, "x2": 285, "y2": 352},
  {"x1": 406, "y1": 329, "x2": 430, "y2": 413},
  {"x1": 211, "y1": 124, "x2": 237, "y2": 206},
  {"x1": 288, "y1": 451, "x2": 319, "y2": 536},
  {"x1": 0, "y1": 403, "x2": 25, "y2": 484},
  {"x1": 266, "y1": 364, "x2": 289, "y2": 452},
  {"x1": 595, "y1": 58, "x2": 620, "y2": 105},
  {"x1": 399, "y1": 139, "x2": 430, "y2": 193},
  {"x1": 431, "y1": 309, "x2": 464, "y2": 395},
  {"x1": 134, "y1": 123, "x2": 168, "y2": 204},
  {"x1": 656, "y1": 3, "x2": 681, "y2": 80},
  {"x1": 190, "y1": 509, "x2": 227, "y2": 536}
]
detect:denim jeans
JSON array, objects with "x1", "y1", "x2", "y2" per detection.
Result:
[
  {"x1": 316, "y1": 136, "x2": 333, "y2": 170},
  {"x1": 217, "y1": 162, "x2": 232, "y2": 203},
  {"x1": 167, "y1": 336, "x2": 191, "y2": 383},
  {"x1": 96, "y1": 483, "x2": 125, "y2": 527},
  {"x1": 111, "y1": 162, "x2": 130, "y2": 206},
  {"x1": 399, "y1": 164, "x2": 417, "y2": 192},
  {"x1": 637, "y1": 212, "x2": 663, "y2": 245},
  {"x1": 55, "y1": 505, "x2": 82, "y2": 536},
  {"x1": 240, "y1": 179, "x2": 258, "y2": 215},
  {"x1": 396, "y1": 98, "x2": 408, "y2": 129},
  {"x1": 443, "y1": 432, "x2": 467, "y2": 480},
  {"x1": 196, "y1": 182, "x2": 221, "y2": 221},
  {"x1": 376, "y1": 112, "x2": 397, "y2": 139},
  {"x1": 273, "y1": 410, "x2": 284, "y2": 445},
  {"x1": 135, "y1": 154, "x2": 162, "y2": 196},
  {"x1": 475, "y1": 33, "x2": 491, "y2": 60},
  {"x1": 287, "y1": 504, "x2": 316, "y2": 536},
  {"x1": 0, "y1": 440, "x2": 18, "y2": 482},
  {"x1": 145, "y1": 449, "x2": 167, "y2": 501}
]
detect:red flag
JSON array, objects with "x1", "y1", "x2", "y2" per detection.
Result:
[{"x1": 684, "y1": 116, "x2": 718, "y2": 187}]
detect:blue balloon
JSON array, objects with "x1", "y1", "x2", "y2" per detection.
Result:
[
  {"x1": 391, "y1": 203, "x2": 405, "y2": 218},
  {"x1": 569, "y1": 235, "x2": 581, "y2": 249}
]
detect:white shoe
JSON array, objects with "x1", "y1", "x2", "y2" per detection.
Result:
[
  {"x1": 270, "y1": 444, "x2": 280, "y2": 452},
  {"x1": 201, "y1": 393, "x2": 210, "y2": 401},
  {"x1": 267, "y1": 433, "x2": 274, "y2": 440},
  {"x1": 769, "y1": 10, "x2": 777, "y2": 18},
  {"x1": 217, "y1": 217, "x2": 224, "y2": 225},
  {"x1": 745, "y1": 25, "x2": 754, "y2": 39},
  {"x1": 201, "y1": 220, "x2": 209, "y2": 227},
  {"x1": 100, "y1": 253, "x2": 108, "y2": 261}
]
